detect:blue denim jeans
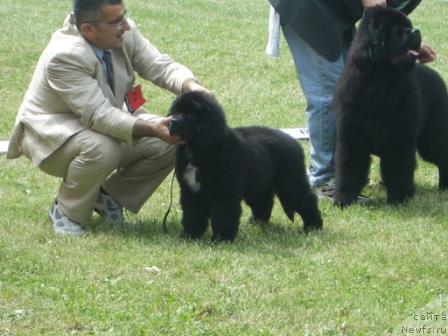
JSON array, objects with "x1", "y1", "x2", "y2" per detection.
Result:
[{"x1": 282, "y1": 26, "x2": 347, "y2": 188}]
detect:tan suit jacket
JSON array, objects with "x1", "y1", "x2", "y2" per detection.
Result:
[{"x1": 7, "y1": 14, "x2": 195, "y2": 165}]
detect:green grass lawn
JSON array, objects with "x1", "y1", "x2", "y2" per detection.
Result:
[{"x1": 1, "y1": 0, "x2": 448, "y2": 335}]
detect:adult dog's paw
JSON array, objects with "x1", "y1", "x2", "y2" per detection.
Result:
[{"x1": 333, "y1": 192, "x2": 357, "y2": 208}]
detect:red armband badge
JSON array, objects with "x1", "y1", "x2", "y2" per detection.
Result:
[{"x1": 126, "y1": 84, "x2": 146, "y2": 113}]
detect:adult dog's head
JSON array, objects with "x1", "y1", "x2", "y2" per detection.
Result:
[
  {"x1": 168, "y1": 91, "x2": 228, "y2": 146},
  {"x1": 349, "y1": 6, "x2": 421, "y2": 72}
]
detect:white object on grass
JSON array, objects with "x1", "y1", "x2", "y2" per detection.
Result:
[
  {"x1": 0, "y1": 141, "x2": 9, "y2": 154},
  {"x1": 266, "y1": 5, "x2": 280, "y2": 58},
  {"x1": 280, "y1": 128, "x2": 309, "y2": 140}
]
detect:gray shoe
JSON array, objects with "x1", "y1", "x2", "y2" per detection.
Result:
[
  {"x1": 314, "y1": 178, "x2": 369, "y2": 205},
  {"x1": 48, "y1": 201, "x2": 86, "y2": 236},
  {"x1": 94, "y1": 190, "x2": 124, "y2": 225},
  {"x1": 314, "y1": 178, "x2": 336, "y2": 200}
]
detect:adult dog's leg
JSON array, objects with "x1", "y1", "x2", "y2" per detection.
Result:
[
  {"x1": 419, "y1": 144, "x2": 448, "y2": 189},
  {"x1": 438, "y1": 165, "x2": 448, "y2": 190},
  {"x1": 334, "y1": 139, "x2": 371, "y2": 207},
  {"x1": 210, "y1": 200, "x2": 241, "y2": 242},
  {"x1": 180, "y1": 190, "x2": 210, "y2": 239},
  {"x1": 418, "y1": 134, "x2": 448, "y2": 190},
  {"x1": 380, "y1": 145, "x2": 416, "y2": 204}
]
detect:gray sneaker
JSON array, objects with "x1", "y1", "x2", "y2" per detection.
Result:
[
  {"x1": 314, "y1": 178, "x2": 336, "y2": 200},
  {"x1": 314, "y1": 178, "x2": 369, "y2": 205},
  {"x1": 48, "y1": 201, "x2": 86, "y2": 236},
  {"x1": 94, "y1": 190, "x2": 124, "y2": 225}
]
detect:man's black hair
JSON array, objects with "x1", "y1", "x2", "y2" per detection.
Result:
[{"x1": 73, "y1": 0, "x2": 122, "y2": 29}]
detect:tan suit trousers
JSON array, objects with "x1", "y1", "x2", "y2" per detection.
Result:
[{"x1": 24, "y1": 113, "x2": 175, "y2": 225}]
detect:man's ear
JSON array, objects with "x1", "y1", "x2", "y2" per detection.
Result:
[{"x1": 79, "y1": 22, "x2": 95, "y2": 39}]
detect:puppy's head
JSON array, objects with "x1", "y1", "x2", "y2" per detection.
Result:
[
  {"x1": 349, "y1": 6, "x2": 421, "y2": 71},
  {"x1": 168, "y1": 91, "x2": 227, "y2": 145}
]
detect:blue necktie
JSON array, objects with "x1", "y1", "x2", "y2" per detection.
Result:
[{"x1": 102, "y1": 50, "x2": 114, "y2": 93}]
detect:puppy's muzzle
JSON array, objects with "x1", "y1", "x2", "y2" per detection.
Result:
[{"x1": 169, "y1": 116, "x2": 180, "y2": 135}]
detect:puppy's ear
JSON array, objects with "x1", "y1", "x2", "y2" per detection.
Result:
[
  {"x1": 167, "y1": 94, "x2": 183, "y2": 116},
  {"x1": 193, "y1": 94, "x2": 228, "y2": 146},
  {"x1": 196, "y1": 97, "x2": 226, "y2": 131}
]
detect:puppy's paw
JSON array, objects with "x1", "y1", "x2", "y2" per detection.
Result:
[
  {"x1": 304, "y1": 221, "x2": 323, "y2": 234},
  {"x1": 211, "y1": 234, "x2": 235, "y2": 244},
  {"x1": 179, "y1": 230, "x2": 202, "y2": 241}
]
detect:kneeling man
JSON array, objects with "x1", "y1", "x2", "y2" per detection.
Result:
[{"x1": 7, "y1": 0, "x2": 210, "y2": 235}]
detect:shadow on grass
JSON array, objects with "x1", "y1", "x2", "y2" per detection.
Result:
[
  {"x1": 84, "y1": 208, "x2": 344, "y2": 256},
  {"x1": 62, "y1": 182, "x2": 448, "y2": 254},
  {"x1": 360, "y1": 181, "x2": 448, "y2": 218}
]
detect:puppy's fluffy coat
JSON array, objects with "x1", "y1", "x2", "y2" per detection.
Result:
[{"x1": 169, "y1": 92, "x2": 322, "y2": 241}]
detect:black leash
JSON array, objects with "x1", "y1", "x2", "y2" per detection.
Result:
[{"x1": 162, "y1": 169, "x2": 176, "y2": 234}]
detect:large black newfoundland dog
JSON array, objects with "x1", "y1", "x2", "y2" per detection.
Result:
[
  {"x1": 334, "y1": 6, "x2": 448, "y2": 206},
  {"x1": 168, "y1": 91, "x2": 322, "y2": 242}
]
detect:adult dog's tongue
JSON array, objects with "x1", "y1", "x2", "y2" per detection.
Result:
[{"x1": 407, "y1": 49, "x2": 419, "y2": 58}]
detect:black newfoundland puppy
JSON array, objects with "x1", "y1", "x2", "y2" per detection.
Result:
[
  {"x1": 334, "y1": 6, "x2": 448, "y2": 206},
  {"x1": 168, "y1": 91, "x2": 322, "y2": 242}
]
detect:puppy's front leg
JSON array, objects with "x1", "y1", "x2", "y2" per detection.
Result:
[
  {"x1": 180, "y1": 191, "x2": 210, "y2": 239},
  {"x1": 210, "y1": 201, "x2": 241, "y2": 242}
]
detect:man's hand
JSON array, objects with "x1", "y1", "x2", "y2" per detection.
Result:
[
  {"x1": 418, "y1": 42, "x2": 437, "y2": 63},
  {"x1": 361, "y1": 0, "x2": 386, "y2": 9},
  {"x1": 154, "y1": 117, "x2": 185, "y2": 144},
  {"x1": 182, "y1": 78, "x2": 213, "y2": 97},
  {"x1": 132, "y1": 117, "x2": 185, "y2": 145}
]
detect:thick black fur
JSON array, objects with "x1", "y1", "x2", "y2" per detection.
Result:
[
  {"x1": 168, "y1": 91, "x2": 322, "y2": 242},
  {"x1": 334, "y1": 7, "x2": 448, "y2": 206}
]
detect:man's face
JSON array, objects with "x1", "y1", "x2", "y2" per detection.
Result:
[{"x1": 88, "y1": 2, "x2": 131, "y2": 49}]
